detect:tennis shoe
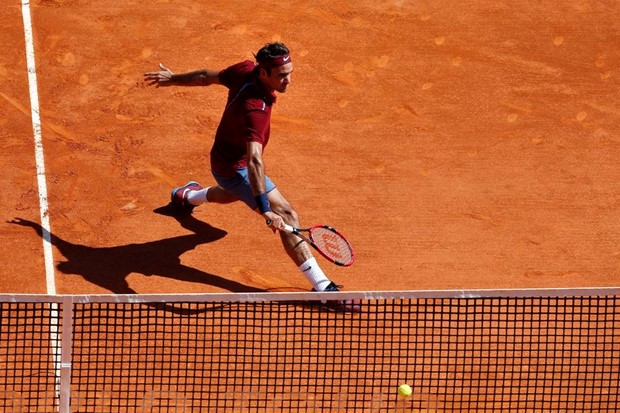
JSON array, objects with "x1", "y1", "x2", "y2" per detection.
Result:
[
  {"x1": 171, "y1": 181, "x2": 202, "y2": 213},
  {"x1": 313, "y1": 282, "x2": 361, "y2": 313}
]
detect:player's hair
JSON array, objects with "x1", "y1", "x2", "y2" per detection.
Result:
[
  {"x1": 256, "y1": 42, "x2": 290, "y2": 61},
  {"x1": 255, "y1": 42, "x2": 290, "y2": 73}
]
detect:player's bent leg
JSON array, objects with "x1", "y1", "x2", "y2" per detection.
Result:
[
  {"x1": 267, "y1": 191, "x2": 299, "y2": 224},
  {"x1": 205, "y1": 185, "x2": 239, "y2": 204},
  {"x1": 265, "y1": 190, "x2": 359, "y2": 311},
  {"x1": 266, "y1": 189, "x2": 336, "y2": 292},
  {"x1": 266, "y1": 189, "x2": 309, "y2": 261},
  {"x1": 172, "y1": 183, "x2": 239, "y2": 213}
]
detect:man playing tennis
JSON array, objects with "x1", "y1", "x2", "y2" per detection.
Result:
[{"x1": 144, "y1": 42, "x2": 357, "y2": 311}]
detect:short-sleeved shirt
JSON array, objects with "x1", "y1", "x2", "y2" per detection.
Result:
[{"x1": 210, "y1": 60, "x2": 277, "y2": 177}]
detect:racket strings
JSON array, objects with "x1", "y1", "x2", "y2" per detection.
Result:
[{"x1": 310, "y1": 227, "x2": 353, "y2": 265}]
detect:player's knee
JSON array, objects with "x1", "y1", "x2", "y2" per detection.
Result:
[{"x1": 274, "y1": 206, "x2": 299, "y2": 226}]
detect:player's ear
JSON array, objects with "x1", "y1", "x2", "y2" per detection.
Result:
[{"x1": 258, "y1": 66, "x2": 269, "y2": 78}]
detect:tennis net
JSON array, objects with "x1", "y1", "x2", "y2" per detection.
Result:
[{"x1": 1, "y1": 288, "x2": 619, "y2": 412}]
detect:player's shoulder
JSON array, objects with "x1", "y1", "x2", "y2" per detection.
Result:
[
  {"x1": 219, "y1": 60, "x2": 256, "y2": 91},
  {"x1": 221, "y1": 60, "x2": 256, "y2": 78}
]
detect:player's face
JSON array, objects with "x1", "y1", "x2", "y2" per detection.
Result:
[{"x1": 264, "y1": 63, "x2": 293, "y2": 93}]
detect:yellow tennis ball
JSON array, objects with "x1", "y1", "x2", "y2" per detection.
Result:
[{"x1": 398, "y1": 384, "x2": 412, "y2": 398}]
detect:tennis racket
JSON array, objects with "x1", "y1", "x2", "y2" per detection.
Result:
[{"x1": 267, "y1": 221, "x2": 355, "y2": 266}]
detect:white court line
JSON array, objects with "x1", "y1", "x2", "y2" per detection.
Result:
[
  {"x1": 20, "y1": 3, "x2": 66, "y2": 411},
  {"x1": 20, "y1": 0, "x2": 56, "y2": 295}
]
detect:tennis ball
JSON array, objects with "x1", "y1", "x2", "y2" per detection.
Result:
[{"x1": 398, "y1": 384, "x2": 412, "y2": 398}]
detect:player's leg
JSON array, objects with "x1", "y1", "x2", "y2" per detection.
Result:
[
  {"x1": 266, "y1": 188, "x2": 333, "y2": 292},
  {"x1": 264, "y1": 187, "x2": 311, "y2": 263},
  {"x1": 209, "y1": 167, "x2": 340, "y2": 293},
  {"x1": 172, "y1": 181, "x2": 238, "y2": 212},
  {"x1": 267, "y1": 188, "x2": 360, "y2": 311},
  {"x1": 203, "y1": 185, "x2": 238, "y2": 204}
]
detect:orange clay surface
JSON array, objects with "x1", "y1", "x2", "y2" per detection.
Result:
[{"x1": 0, "y1": 0, "x2": 618, "y2": 295}]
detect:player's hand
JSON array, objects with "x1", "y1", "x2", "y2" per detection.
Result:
[
  {"x1": 264, "y1": 213, "x2": 285, "y2": 232},
  {"x1": 143, "y1": 63, "x2": 174, "y2": 86}
]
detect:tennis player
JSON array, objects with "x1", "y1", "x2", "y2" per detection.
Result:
[{"x1": 144, "y1": 42, "x2": 356, "y2": 310}]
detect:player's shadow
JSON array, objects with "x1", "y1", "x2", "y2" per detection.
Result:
[{"x1": 9, "y1": 205, "x2": 265, "y2": 296}]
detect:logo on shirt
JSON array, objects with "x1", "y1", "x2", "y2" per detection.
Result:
[{"x1": 283, "y1": 56, "x2": 290, "y2": 62}]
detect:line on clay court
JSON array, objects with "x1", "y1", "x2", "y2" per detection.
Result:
[
  {"x1": 20, "y1": 0, "x2": 56, "y2": 295},
  {"x1": 20, "y1": 2, "x2": 64, "y2": 403}
]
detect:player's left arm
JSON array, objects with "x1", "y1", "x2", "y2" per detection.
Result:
[{"x1": 144, "y1": 63, "x2": 221, "y2": 87}]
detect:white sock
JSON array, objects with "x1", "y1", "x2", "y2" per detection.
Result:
[
  {"x1": 187, "y1": 187, "x2": 210, "y2": 206},
  {"x1": 299, "y1": 257, "x2": 331, "y2": 291}
]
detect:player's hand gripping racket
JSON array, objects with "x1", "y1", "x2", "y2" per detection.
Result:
[{"x1": 267, "y1": 221, "x2": 355, "y2": 266}]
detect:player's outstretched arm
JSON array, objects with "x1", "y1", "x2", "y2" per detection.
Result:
[{"x1": 143, "y1": 63, "x2": 221, "y2": 87}]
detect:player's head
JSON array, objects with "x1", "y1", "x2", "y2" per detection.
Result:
[{"x1": 255, "y1": 42, "x2": 293, "y2": 93}]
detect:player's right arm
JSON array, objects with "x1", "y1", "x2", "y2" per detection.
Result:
[
  {"x1": 144, "y1": 63, "x2": 221, "y2": 87},
  {"x1": 246, "y1": 141, "x2": 285, "y2": 231}
]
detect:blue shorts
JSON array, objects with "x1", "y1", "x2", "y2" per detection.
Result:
[{"x1": 212, "y1": 167, "x2": 276, "y2": 210}]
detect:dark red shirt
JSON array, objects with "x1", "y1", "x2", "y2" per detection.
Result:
[{"x1": 210, "y1": 60, "x2": 277, "y2": 177}]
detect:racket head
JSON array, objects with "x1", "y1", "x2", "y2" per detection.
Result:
[{"x1": 308, "y1": 225, "x2": 355, "y2": 266}]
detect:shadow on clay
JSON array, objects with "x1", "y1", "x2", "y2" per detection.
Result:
[{"x1": 8, "y1": 204, "x2": 266, "y2": 297}]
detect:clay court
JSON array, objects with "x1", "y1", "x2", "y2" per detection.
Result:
[
  {"x1": 1, "y1": 1, "x2": 619, "y2": 412},
  {"x1": 1, "y1": 1, "x2": 619, "y2": 295}
]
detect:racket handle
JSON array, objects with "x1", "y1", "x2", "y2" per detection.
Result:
[{"x1": 265, "y1": 220, "x2": 295, "y2": 233}]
